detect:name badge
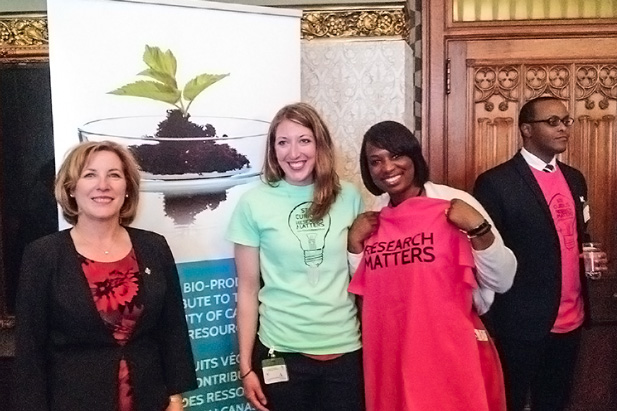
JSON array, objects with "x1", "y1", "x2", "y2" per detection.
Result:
[
  {"x1": 262, "y1": 357, "x2": 289, "y2": 384},
  {"x1": 474, "y1": 329, "x2": 489, "y2": 342}
]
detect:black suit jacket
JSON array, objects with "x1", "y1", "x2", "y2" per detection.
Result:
[
  {"x1": 14, "y1": 227, "x2": 197, "y2": 411},
  {"x1": 473, "y1": 152, "x2": 590, "y2": 341}
]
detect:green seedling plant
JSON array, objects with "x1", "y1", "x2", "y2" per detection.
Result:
[{"x1": 109, "y1": 45, "x2": 228, "y2": 116}]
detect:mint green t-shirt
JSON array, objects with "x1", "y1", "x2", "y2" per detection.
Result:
[{"x1": 226, "y1": 180, "x2": 362, "y2": 355}]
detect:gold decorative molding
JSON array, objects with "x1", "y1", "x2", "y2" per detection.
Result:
[
  {"x1": 301, "y1": 4, "x2": 410, "y2": 40},
  {"x1": 0, "y1": 8, "x2": 411, "y2": 60},
  {"x1": 0, "y1": 13, "x2": 48, "y2": 62}
]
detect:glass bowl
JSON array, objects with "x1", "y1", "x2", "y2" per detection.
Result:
[{"x1": 78, "y1": 115, "x2": 269, "y2": 183}]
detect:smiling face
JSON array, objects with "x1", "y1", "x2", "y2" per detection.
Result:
[
  {"x1": 365, "y1": 142, "x2": 421, "y2": 206},
  {"x1": 274, "y1": 118, "x2": 317, "y2": 186},
  {"x1": 72, "y1": 150, "x2": 127, "y2": 224},
  {"x1": 521, "y1": 99, "x2": 571, "y2": 163}
]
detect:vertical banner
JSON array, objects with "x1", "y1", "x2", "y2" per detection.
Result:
[{"x1": 46, "y1": 0, "x2": 301, "y2": 409}]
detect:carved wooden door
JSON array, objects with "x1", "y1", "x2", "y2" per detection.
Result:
[
  {"x1": 444, "y1": 37, "x2": 617, "y2": 410},
  {"x1": 446, "y1": 37, "x2": 617, "y2": 270}
]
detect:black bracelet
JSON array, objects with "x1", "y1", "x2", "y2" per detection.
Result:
[
  {"x1": 240, "y1": 369, "x2": 254, "y2": 379},
  {"x1": 466, "y1": 220, "x2": 491, "y2": 238},
  {"x1": 468, "y1": 224, "x2": 492, "y2": 239}
]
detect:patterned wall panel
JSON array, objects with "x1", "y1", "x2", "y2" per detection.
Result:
[{"x1": 301, "y1": 39, "x2": 414, "y2": 207}]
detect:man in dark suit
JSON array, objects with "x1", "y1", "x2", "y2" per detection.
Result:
[{"x1": 473, "y1": 97, "x2": 605, "y2": 411}]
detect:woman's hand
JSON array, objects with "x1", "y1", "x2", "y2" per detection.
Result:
[
  {"x1": 234, "y1": 244, "x2": 267, "y2": 409},
  {"x1": 445, "y1": 199, "x2": 485, "y2": 231},
  {"x1": 446, "y1": 199, "x2": 495, "y2": 251},
  {"x1": 242, "y1": 371, "x2": 269, "y2": 411},
  {"x1": 165, "y1": 394, "x2": 183, "y2": 411},
  {"x1": 348, "y1": 211, "x2": 380, "y2": 253}
]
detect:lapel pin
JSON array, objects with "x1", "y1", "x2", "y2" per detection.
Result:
[{"x1": 145, "y1": 267, "x2": 151, "y2": 275}]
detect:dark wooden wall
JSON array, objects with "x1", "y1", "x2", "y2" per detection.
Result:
[
  {"x1": 0, "y1": 63, "x2": 57, "y2": 315},
  {"x1": 0, "y1": 63, "x2": 57, "y2": 405}
]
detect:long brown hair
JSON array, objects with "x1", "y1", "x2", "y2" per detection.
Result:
[{"x1": 263, "y1": 102, "x2": 340, "y2": 220}]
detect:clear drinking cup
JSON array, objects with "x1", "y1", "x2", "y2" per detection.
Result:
[{"x1": 583, "y1": 242, "x2": 602, "y2": 279}]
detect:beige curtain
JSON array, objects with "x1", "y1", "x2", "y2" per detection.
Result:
[{"x1": 453, "y1": 0, "x2": 617, "y2": 22}]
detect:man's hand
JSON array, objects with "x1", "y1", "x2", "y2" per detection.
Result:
[
  {"x1": 594, "y1": 251, "x2": 609, "y2": 272},
  {"x1": 165, "y1": 395, "x2": 183, "y2": 411}
]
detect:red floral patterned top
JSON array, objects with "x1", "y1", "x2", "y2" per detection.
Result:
[{"x1": 81, "y1": 249, "x2": 143, "y2": 411}]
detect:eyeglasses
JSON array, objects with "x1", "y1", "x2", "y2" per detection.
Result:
[{"x1": 526, "y1": 116, "x2": 574, "y2": 127}]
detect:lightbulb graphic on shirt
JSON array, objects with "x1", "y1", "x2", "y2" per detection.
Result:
[
  {"x1": 550, "y1": 193, "x2": 576, "y2": 250},
  {"x1": 288, "y1": 202, "x2": 331, "y2": 285}
]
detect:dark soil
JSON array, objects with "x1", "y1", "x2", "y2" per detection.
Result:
[
  {"x1": 163, "y1": 192, "x2": 227, "y2": 225},
  {"x1": 130, "y1": 109, "x2": 250, "y2": 175}
]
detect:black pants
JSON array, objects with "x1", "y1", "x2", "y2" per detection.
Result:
[
  {"x1": 496, "y1": 328, "x2": 582, "y2": 411},
  {"x1": 252, "y1": 339, "x2": 365, "y2": 411}
]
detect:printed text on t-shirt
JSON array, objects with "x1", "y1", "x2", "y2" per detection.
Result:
[{"x1": 364, "y1": 232, "x2": 435, "y2": 269}]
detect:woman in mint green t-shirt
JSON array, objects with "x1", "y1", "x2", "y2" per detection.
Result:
[{"x1": 227, "y1": 103, "x2": 364, "y2": 411}]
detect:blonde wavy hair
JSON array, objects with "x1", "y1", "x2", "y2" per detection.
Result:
[{"x1": 55, "y1": 141, "x2": 141, "y2": 226}]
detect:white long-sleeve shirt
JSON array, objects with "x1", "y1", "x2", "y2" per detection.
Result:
[{"x1": 349, "y1": 181, "x2": 517, "y2": 314}]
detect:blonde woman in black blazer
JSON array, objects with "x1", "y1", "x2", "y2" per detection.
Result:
[{"x1": 14, "y1": 141, "x2": 196, "y2": 411}]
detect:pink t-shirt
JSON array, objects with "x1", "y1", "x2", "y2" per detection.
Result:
[
  {"x1": 349, "y1": 197, "x2": 505, "y2": 411},
  {"x1": 531, "y1": 166, "x2": 584, "y2": 333}
]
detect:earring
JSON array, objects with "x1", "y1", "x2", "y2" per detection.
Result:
[
  {"x1": 70, "y1": 193, "x2": 75, "y2": 198},
  {"x1": 125, "y1": 194, "x2": 129, "y2": 198}
]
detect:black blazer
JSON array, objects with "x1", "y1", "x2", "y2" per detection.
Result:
[
  {"x1": 473, "y1": 152, "x2": 590, "y2": 341},
  {"x1": 14, "y1": 227, "x2": 197, "y2": 411}
]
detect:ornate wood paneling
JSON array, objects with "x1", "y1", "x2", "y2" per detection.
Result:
[
  {"x1": 430, "y1": 3, "x2": 617, "y2": 408},
  {"x1": 470, "y1": 62, "x2": 617, "y2": 269}
]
